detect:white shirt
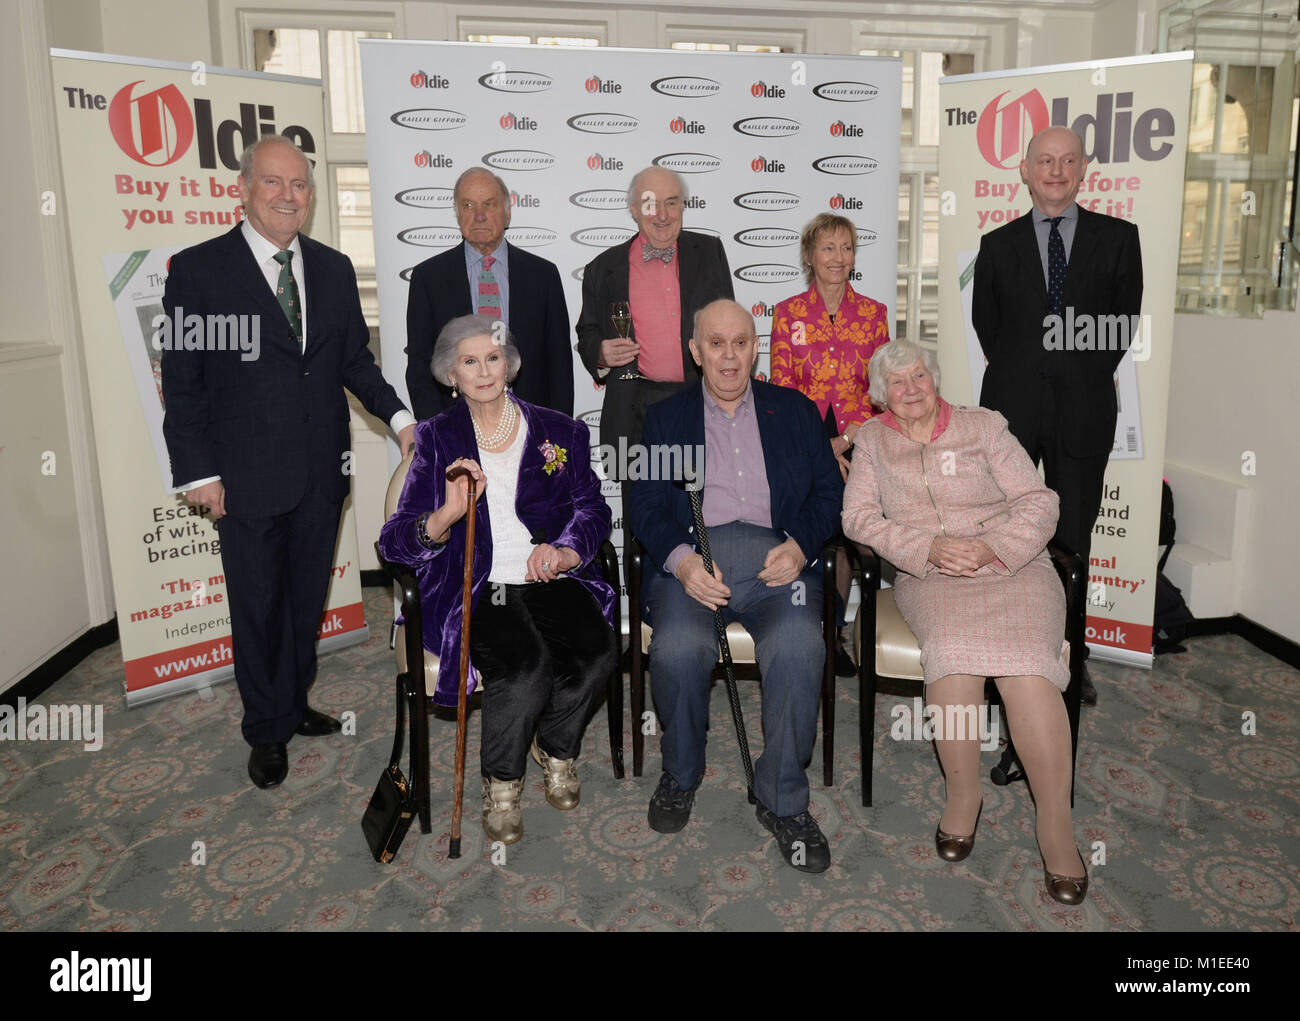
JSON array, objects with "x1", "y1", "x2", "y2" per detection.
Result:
[{"x1": 479, "y1": 425, "x2": 533, "y2": 584}]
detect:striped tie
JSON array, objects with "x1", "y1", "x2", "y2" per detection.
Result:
[{"x1": 477, "y1": 254, "x2": 501, "y2": 319}]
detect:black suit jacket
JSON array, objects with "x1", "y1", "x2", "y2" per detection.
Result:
[
  {"x1": 575, "y1": 230, "x2": 733, "y2": 446},
  {"x1": 405, "y1": 241, "x2": 572, "y2": 419},
  {"x1": 161, "y1": 225, "x2": 405, "y2": 517},
  {"x1": 972, "y1": 205, "x2": 1142, "y2": 458}
]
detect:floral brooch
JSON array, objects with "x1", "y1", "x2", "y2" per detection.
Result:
[{"x1": 539, "y1": 440, "x2": 568, "y2": 475}]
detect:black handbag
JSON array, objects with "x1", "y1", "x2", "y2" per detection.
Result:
[{"x1": 362, "y1": 674, "x2": 417, "y2": 863}]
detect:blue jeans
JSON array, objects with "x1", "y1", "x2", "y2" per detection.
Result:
[{"x1": 645, "y1": 522, "x2": 825, "y2": 817}]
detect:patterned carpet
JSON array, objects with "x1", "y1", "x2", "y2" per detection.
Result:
[{"x1": 2, "y1": 585, "x2": 1296, "y2": 932}]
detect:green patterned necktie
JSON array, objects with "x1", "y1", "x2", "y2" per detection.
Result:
[{"x1": 272, "y1": 249, "x2": 302, "y2": 346}]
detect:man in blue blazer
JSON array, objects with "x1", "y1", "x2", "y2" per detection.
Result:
[
  {"x1": 629, "y1": 299, "x2": 843, "y2": 873},
  {"x1": 405, "y1": 167, "x2": 573, "y2": 418},
  {"x1": 162, "y1": 136, "x2": 415, "y2": 789}
]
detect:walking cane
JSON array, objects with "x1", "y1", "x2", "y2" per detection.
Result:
[
  {"x1": 685, "y1": 484, "x2": 756, "y2": 804},
  {"x1": 446, "y1": 465, "x2": 477, "y2": 859}
]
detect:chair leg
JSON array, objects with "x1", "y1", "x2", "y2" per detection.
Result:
[
  {"x1": 861, "y1": 649, "x2": 877, "y2": 808},
  {"x1": 822, "y1": 587, "x2": 836, "y2": 787},
  {"x1": 607, "y1": 663, "x2": 625, "y2": 780},
  {"x1": 631, "y1": 643, "x2": 645, "y2": 778},
  {"x1": 408, "y1": 680, "x2": 432, "y2": 834}
]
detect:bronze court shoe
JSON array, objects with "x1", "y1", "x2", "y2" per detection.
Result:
[
  {"x1": 935, "y1": 802, "x2": 982, "y2": 862},
  {"x1": 530, "y1": 736, "x2": 580, "y2": 811},
  {"x1": 1044, "y1": 849, "x2": 1089, "y2": 905}
]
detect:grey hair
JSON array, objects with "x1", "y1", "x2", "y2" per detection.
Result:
[
  {"x1": 867, "y1": 340, "x2": 941, "y2": 408},
  {"x1": 626, "y1": 165, "x2": 689, "y2": 218},
  {"x1": 238, "y1": 135, "x2": 315, "y2": 189},
  {"x1": 453, "y1": 166, "x2": 510, "y2": 206},
  {"x1": 431, "y1": 314, "x2": 522, "y2": 390}
]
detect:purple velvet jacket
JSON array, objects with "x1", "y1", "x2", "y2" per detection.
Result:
[{"x1": 378, "y1": 396, "x2": 614, "y2": 706}]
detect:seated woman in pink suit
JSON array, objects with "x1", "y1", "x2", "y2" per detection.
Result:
[
  {"x1": 841, "y1": 339, "x2": 1088, "y2": 905},
  {"x1": 770, "y1": 212, "x2": 890, "y2": 677}
]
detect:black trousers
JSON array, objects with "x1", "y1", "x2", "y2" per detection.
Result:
[
  {"x1": 217, "y1": 482, "x2": 343, "y2": 745},
  {"x1": 469, "y1": 578, "x2": 616, "y2": 781}
]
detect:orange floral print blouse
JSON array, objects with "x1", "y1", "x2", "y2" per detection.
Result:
[{"x1": 770, "y1": 284, "x2": 890, "y2": 431}]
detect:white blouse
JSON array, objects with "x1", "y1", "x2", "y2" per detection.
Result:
[{"x1": 479, "y1": 426, "x2": 534, "y2": 584}]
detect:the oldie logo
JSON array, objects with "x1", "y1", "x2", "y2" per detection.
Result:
[
  {"x1": 390, "y1": 108, "x2": 468, "y2": 130},
  {"x1": 734, "y1": 227, "x2": 800, "y2": 248},
  {"x1": 650, "y1": 76, "x2": 722, "y2": 98},
  {"x1": 813, "y1": 81, "x2": 880, "y2": 102},
  {"x1": 504, "y1": 226, "x2": 557, "y2": 247},
  {"x1": 409, "y1": 70, "x2": 450, "y2": 89},
  {"x1": 108, "y1": 81, "x2": 194, "y2": 166},
  {"x1": 478, "y1": 70, "x2": 553, "y2": 93},
  {"x1": 569, "y1": 188, "x2": 628, "y2": 210},
  {"x1": 733, "y1": 116, "x2": 801, "y2": 138},
  {"x1": 751, "y1": 301, "x2": 774, "y2": 317},
  {"x1": 974, "y1": 89, "x2": 1175, "y2": 168},
  {"x1": 571, "y1": 226, "x2": 638, "y2": 247},
  {"x1": 653, "y1": 152, "x2": 722, "y2": 173},
  {"x1": 733, "y1": 190, "x2": 800, "y2": 211},
  {"x1": 413, "y1": 150, "x2": 453, "y2": 168},
  {"x1": 812, "y1": 154, "x2": 879, "y2": 175},
  {"x1": 483, "y1": 149, "x2": 556, "y2": 171},
  {"x1": 734, "y1": 263, "x2": 802, "y2": 283},
  {"x1": 395, "y1": 186, "x2": 454, "y2": 209},
  {"x1": 584, "y1": 75, "x2": 622, "y2": 94},
  {"x1": 509, "y1": 190, "x2": 539, "y2": 208},
  {"x1": 398, "y1": 226, "x2": 465, "y2": 247},
  {"x1": 669, "y1": 116, "x2": 706, "y2": 134},
  {"x1": 498, "y1": 112, "x2": 538, "y2": 131},
  {"x1": 828, "y1": 193, "x2": 863, "y2": 210},
  {"x1": 751, "y1": 80, "x2": 786, "y2": 99},
  {"x1": 750, "y1": 155, "x2": 786, "y2": 173},
  {"x1": 586, "y1": 152, "x2": 624, "y2": 170},
  {"x1": 829, "y1": 119, "x2": 863, "y2": 137},
  {"x1": 566, "y1": 112, "x2": 640, "y2": 134}
]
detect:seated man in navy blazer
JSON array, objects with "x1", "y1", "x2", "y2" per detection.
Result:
[
  {"x1": 405, "y1": 167, "x2": 573, "y2": 417},
  {"x1": 162, "y1": 136, "x2": 415, "y2": 790},
  {"x1": 629, "y1": 299, "x2": 843, "y2": 873}
]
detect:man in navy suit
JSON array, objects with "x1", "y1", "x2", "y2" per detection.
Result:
[
  {"x1": 162, "y1": 136, "x2": 415, "y2": 789},
  {"x1": 629, "y1": 300, "x2": 843, "y2": 873},
  {"x1": 973, "y1": 125, "x2": 1143, "y2": 705},
  {"x1": 405, "y1": 167, "x2": 573, "y2": 418}
]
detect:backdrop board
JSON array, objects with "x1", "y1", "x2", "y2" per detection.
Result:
[
  {"x1": 938, "y1": 53, "x2": 1194, "y2": 667},
  {"x1": 360, "y1": 40, "x2": 901, "y2": 578},
  {"x1": 50, "y1": 49, "x2": 370, "y2": 705}
]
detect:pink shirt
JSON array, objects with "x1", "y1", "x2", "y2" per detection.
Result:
[
  {"x1": 628, "y1": 235, "x2": 684, "y2": 382},
  {"x1": 877, "y1": 397, "x2": 954, "y2": 441}
]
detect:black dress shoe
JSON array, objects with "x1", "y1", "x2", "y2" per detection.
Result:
[
  {"x1": 756, "y1": 802, "x2": 831, "y2": 874},
  {"x1": 647, "y1": 772, "x2": 695, "y2": 833},
  {"x1": 296, "y1": 706, "x2": 343, "y2": 736},
  {"x1": 834, "y1": 639, "x2": 856, "y2": 679},
  {"x1": 248, "y1": 743, "x2": 288, "y2": 789},
  {"x1": 1080, "y1": 666, "x2": 1098, "y2": 707}
]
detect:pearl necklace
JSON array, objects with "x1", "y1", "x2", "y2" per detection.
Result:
[{"x1": 472, "y1": 398, "x2": 517, "y2": 450}]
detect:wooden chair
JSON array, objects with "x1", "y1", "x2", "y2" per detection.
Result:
[
  {"x1": 626, "y1": 536, "x2": 840, "y2": 784},
  {"x1": 852, "y1": 541, "x2": 1085, "y2": 808},
  {"x1": 374, "y1": 449, "x2": 625, "y2": 836}
]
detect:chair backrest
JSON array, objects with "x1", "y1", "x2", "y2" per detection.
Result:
[{"x1": 385, "y1": 448, "x2": 416, "y2": 519}]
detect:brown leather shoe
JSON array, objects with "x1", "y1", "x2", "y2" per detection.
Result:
[
  {"x1": 1044, "y1": 849, "x2": 1089, "y2": 905},
  {"x1": 481, "y1": 776, "x2": 524, "y2": 844},
  {"x1": 530, "y1": 736, "x2": 580, "y2": 811},
  {"x1": 935, "y1": 802, "x2": 982, "y2": 862}
]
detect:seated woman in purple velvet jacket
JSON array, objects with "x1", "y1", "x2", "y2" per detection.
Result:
[{"x1": 378, "y1": 314, "x2": 616, "y2": 846}]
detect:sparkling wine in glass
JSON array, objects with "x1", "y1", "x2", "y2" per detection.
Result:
[{"x1": 610, "y1": 301, "x2": 639, "y2": 380}]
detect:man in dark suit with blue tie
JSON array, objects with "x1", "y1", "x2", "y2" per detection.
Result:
[
  {"x1": 629, "y1": 299, "x2": 843, "y2": 873},
  {"x1": 162, "y1": 136, "x2": 415, "y2": 789},
  {"x1": 973, "y1": 126, "x2": 1144, "y2": 705},
  {"x1": 405, "y1": 167, "x2": 573, "y2": 418}
]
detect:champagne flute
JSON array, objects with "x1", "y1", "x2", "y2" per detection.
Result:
[{"x1": 610, "y1": 300, "x2": 640, "y2": 380}]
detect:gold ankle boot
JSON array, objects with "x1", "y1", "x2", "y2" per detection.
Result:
[
  {"x1": 481, "y1": 776, "x2": 524, "y2": 844},
  {"x1": 530, "y1": 736, "x2": 580, "y2": 811}
]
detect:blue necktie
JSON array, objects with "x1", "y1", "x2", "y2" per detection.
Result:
[{"x1": 1047, "y1": 216, "x2": 1066, "y2": 318}]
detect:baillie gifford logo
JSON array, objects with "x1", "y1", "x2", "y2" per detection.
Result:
[
  {"x1": 585, "y1": 75, "x2": 622, "y2": 94},
  {"x1": 409, "y1": 70, "x2": 450, "y2": 89},
  {"x1": 478, "y1": 70, "x2": 553, "y2": 93},
  {"x1": 100, "y1": 81, "x2": 316, "y2": 169}
]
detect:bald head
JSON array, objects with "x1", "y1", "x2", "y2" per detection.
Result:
[{"x1": 1020, "y1": 126, "x2": 1088, "y2": 217}]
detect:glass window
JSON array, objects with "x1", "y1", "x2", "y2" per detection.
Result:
[
  {"x1": 327, "y1": 30, "x2": 392, "y2": 134},
  {"x1": 253, "y1": 29, "x2": 321, "y2": 79}
]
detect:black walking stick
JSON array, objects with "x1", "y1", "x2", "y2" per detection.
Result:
[
  {"x1": 446, "y1": 465, "x2": 477, "y2": 859},
  {"x1": 685, "y1": 484, "x2": 756, "y2": 804}
]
